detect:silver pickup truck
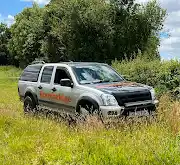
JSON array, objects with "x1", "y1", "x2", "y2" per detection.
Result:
[{"x1": 18, "y1": 62, "x2": 158, "y2": 118}]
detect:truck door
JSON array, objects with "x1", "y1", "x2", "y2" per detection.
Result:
[
  {"x1": 37, "y1": 66, "x2": 54, "y2": 108},
  {"x1": 49, "y1": 66, "x2": 76, "y2": 114}
]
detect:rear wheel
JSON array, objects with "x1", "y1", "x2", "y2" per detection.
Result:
[{"x1": 24, "y1": 96, "x2": 37, "y2": 114}]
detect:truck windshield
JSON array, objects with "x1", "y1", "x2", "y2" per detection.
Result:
[{"x1": 72, "y1": 64, "x2": 124, "y2": 84}]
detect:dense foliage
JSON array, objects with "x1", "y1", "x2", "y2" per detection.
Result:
[
  {"x1": 2, "y1": 0, "x2": 166, "y2": 67},
  {"x1": 112, "y1": 57, "x2": 180, "y2": 95},
  {"x1": 0, "y1": 23, "x2": 11, "y2": 65}
]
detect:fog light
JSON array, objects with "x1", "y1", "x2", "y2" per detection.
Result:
[{"x1": 108, "y1": 111, "x2": 118, "y2": 116}]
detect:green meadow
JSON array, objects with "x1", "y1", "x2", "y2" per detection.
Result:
[{"x1": 0, "y1": 66, "x2": 180, "y2": 165}]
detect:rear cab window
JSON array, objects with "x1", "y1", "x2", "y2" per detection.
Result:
[{"x1": 20, "y1": 64, "x2": 43, "y2": 82}]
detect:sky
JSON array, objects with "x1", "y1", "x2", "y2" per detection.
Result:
[
  {"x1": 0, "y1": 0, "x2": 179, "y2": 60},
  {"x1": 0, "y1": 0, "x2": 49, "y2": 26}
]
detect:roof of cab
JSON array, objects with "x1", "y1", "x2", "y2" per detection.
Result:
[
  {"x1": 60, "y1": 62, "x2": 107, "y2": 66},
  {"x1": 29, "y1": 62, "x2": 108, "y2": 67}
]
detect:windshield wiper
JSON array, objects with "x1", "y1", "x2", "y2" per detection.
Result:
[
  {"x1": 94, "y1": 80, "x2": 120, "y2": 83},
  {"x1": 92, "y1": 80, "x2": 111, "y2": 84},
  {"x1": 111, "y1": 80, "x2": 119, "y2": 82},
  {"x1": 81, "y1": 80, "x2": 120, "y2": 84},
  {"x1": 81, "y1": 82, "x2": 92, "y2": 85}
]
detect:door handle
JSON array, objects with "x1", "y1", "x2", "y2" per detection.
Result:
[
  {"x1": 52, "y1": 87, "x2": 57, "y2": 92},
  {"x1": 38, "y1": 86, "x2": 43, "y2": 89}
]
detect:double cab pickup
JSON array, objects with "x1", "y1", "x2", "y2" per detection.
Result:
[{"x1": 18, "y1": 62, "x2": 159, "y2": 118}]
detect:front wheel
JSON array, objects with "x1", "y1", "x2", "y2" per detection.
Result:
[{"x1": 76, "y1": 102, "x2": 103, "y2": 122}]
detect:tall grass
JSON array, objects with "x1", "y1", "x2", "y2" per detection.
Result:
[{"x1": 0, "y1": 66, "x2": 180, "y2": 164}]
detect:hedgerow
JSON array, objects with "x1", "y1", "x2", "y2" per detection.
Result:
[{"x1": 112, "y1": 57, "x2": 180, "y2": 96}]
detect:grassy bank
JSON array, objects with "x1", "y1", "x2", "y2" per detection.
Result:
[{"x1": 0, "y1": 66, "x2": 180, "y2": 165}]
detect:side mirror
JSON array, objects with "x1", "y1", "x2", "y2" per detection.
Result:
[{"x1": 60, "y1": 79, "x2": 73, "y2": 88}]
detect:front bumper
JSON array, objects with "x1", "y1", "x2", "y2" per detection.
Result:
[
  {"x1": 100, "y1": 100, "x2": 159, "y2": 118},
  {"x1": 100, "y1": 106, "x2": 125, "y2": 118}
]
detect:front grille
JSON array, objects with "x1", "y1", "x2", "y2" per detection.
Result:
[
  {"x1": 122, "y1": 104, "x2": 156, "y2": 116},
  {"x1": 113, "y1": 90, "x2": 152, "y2": 106}
]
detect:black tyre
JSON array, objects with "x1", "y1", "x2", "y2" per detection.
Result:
[
  {"x1": 77, "y1": 101, "x2": 103, "y2": 122},
  {"x1": 24, "y1": 96, "x2": 37, "y2": 114}
]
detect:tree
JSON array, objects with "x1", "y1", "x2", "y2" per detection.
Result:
[
  {"x1": 0, "y1": 23, "x2": 11, "y2": 65},
  {"x1": 139, "y1": 0, "x2": 166, "y2": 60},
  {"x1": 8, "y1": 3, "x2": 45, "y2": 67},
  {"x1": 41, "y1": 0, "x2": 115, "y2": 63},
  {"x1": 110, "y1": 0, "x2": 166, "y2": 60}
]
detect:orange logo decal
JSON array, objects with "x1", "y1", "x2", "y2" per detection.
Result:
[{"x1": 40, "y1": 91, "x2": 71, "y2": 103}]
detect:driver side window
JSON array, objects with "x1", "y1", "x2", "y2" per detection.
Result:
[{"x1": 54, "y1": 67, "x2": 71, "y2": 85}]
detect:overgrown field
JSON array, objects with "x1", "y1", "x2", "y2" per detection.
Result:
[{"x1": 1, "y1": 66, "x2": 180, "y2": 165}]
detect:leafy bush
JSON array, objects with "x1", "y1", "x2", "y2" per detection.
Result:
[{"x1": 112, "y1": 57, "x2": 180, "y2": 95}]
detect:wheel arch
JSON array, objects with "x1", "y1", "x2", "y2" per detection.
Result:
[
  {"x1": 25, "y1": 90, "x2": 38, "y2": 105},
  {"x1": 75, "y1": 96, "x2": 99, "y2": 113}
]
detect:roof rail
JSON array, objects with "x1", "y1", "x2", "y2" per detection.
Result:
[
  {"x1": 59, "y1": 60, "x2": 73, "y2": 63},
  {"x1": 31, "y1": 60, "x2": 46, "y2": 65}
]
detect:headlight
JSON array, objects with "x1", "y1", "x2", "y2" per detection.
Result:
[
  {"x1": 150, "y1": 88, "x2": 156, "y2": 100},
  {"x1": 101, "y1": 94, "x2": 119, "y2": 106}
]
